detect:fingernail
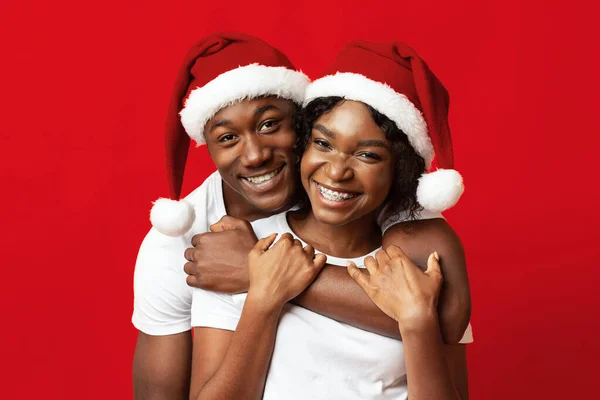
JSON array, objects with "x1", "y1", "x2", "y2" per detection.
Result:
[
  {"x1": 346, "y1": 260, "x2": 353, "y2": 267},
  {"x1": 433, "y1": 251, "x2": 439, "y2": 261}
]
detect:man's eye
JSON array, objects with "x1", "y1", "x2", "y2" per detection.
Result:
[
  {"x1": 259, "y1": 119, "x2": 280, "y2": 132},
  {"x1": 218, "y1": 134, "x2": 237, "y2": 143}
]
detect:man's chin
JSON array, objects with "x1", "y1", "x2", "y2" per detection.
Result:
[{"x1": 247, "y1": 193, "x2": 294, "y2": 215}]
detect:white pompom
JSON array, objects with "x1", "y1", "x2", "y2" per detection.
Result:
[
  {"x1": 416, "y1": 169, "x2": 465, "y2": 212},
  {"x1": 149, "y1": 198, "x2": 195, "y2": 237}
]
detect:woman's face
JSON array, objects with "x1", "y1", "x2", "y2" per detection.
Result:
[
  {"x1": 300, "y1": 100, "x2": 395, "y2": 227},
  {"x1": 204, "y1": 97, "x2": 298, "y2": 215}
]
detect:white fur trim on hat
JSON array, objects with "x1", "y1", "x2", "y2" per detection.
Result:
[
  {"x1": 304, "y1": 72, "x2": 435, "y2": 168},
  {"x1": 416, "y1": 169, "x2": 464, "y2": 212},
  {"x1": 150, "y1": 198, "x2": 195, "y2": 237},
  {"x1": 180, "y1": 64, "x2": 309, "y2": 145}
]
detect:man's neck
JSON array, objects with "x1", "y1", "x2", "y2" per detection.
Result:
[{"x1": 222, "y1": 180, "x2": 294, "y2": 223}]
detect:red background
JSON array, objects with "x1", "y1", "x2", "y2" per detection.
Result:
[{"x1": 1, "y1": 0, "x2": 598, "y2": 398}]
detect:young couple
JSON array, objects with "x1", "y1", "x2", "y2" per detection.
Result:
[{"x1": 132, "y1": 32, "x2": 472, "y2": 400}]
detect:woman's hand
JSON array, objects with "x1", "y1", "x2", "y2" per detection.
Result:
[
  {"x1": 347, "y1": 245, "x2": 443, "y2": 333},
  {"x1": 247, "y1": 233, "x2": 327, "y2": 312}
]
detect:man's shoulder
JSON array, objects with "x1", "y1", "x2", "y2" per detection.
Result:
[
  {"x1": 183, "y1": 170, "x2": 222, "y2": 204},
  {"x1": 138, "y1": 170, "x2": 224, "y2": 251}
]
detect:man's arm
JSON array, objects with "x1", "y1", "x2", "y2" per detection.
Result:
[
  {"x1": 184, "y1": 216, "x2": 470, "y2": 342},
  {"x1": 133, "y1": 332, "x2": 192, "y2": 400},
  {"x1": 293, "y1": 218, "x2": 470, "y2": 342},
  {"x1": 133, "y1": 228, "x2": 196, "y2": 399},
  {"x1": 292, "y1": 264, "x2": 401, "y2": 337}
]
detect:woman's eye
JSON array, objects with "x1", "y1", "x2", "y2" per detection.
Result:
[
  {"x1": 218, "y1": 134, "x2": 237, "y2": 143},
  {"x1": 313, "y1": 139, "x2": 331, "y2": 149},
  {"x1": 259, "y1": 119, "x2": 280, "y2": 132},
  {"x1": 358, "y1": 152, "x2": 381, "y2": 161}
]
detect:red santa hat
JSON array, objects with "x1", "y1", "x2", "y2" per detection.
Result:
[
  {"x1": 150, "y1": 32, "x2": 309, "y2": 236},
  {"x1": 304, "y1": 40, "x2": 464, "y2": 213}
]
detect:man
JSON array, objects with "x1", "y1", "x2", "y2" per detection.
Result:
[{"x1": 132, "y1": 32, "x2": 470, "y2": 399}]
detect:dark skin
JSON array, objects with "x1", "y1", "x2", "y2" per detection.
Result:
[
  {"x1": 133, "y1": 97, "x2": 470, "y2": 399},
  {"x1": 188, "y1": 100, "x2": 468, "y2": 399},
  {"x1": 185, "y1": 99, "x2": 470, "y2": 343},
  {"x1": 348, "y1": 246, "x2": 467, "y2": 400},
  {"x1": 133, "y1": 97, "x2": 301, "y2": 400},
  {"x1": 132, "y1": 332, "x2": 191, "y2": 400},
  {"x1": 299, "y1": 101, "x2": 467, "y2": 398}
]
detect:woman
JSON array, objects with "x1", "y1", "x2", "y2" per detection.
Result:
[{"x1": 189, "y1": 40, "x2": 471, "y2": 399}]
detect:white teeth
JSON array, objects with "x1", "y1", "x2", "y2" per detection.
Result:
[
  {"x1": 245, "y1": 167, "x2": 281, "y2": 184},
  {"x1": 317, "y1": 184, "x2": 357, "y2": 201}
]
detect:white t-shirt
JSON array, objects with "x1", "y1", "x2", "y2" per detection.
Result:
[
  {"x1": 132, "y1": 171, "x2": 227, "y2": 335},
  {"x1": 132, "y1": 170, "x2": 445, "y2": 336},
  {"x1": 191, "y1": 212, "x2": 473, "y2": 400}
]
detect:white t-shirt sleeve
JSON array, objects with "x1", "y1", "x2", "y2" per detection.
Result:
[
  {"x1": 131, "y1": 171, "x2": 222, "y2": 336},
  {"x1": 132, "y1": 228, "x2": 193, "y2": 335},
  {"x1": 191, "y1": 289, "x2": 242, "y2": 331}
]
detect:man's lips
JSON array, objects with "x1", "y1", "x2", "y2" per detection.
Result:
[{"x1": 241, "y1": 164, "x2": 285, "y2": 184}]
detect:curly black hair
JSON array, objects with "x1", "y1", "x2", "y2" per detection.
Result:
[{"x1": 294, "y1": 96, "x2": 425, "y2": 223}]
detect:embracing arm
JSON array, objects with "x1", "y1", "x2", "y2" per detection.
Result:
[
  {"x1": 184, "y1": 216, "x2": 469, "y2": 341},
  {"x1": 294, "y1": 218, "x2": 470, "y2": 342},
  {"x1": 184, "y1": 217, "x2": 400, "y2": 338},
  {"x1": 292, "y1": 265, "x2": 401, "y2": 337}
]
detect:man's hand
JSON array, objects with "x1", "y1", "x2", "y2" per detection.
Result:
[{"x1": 183, "y1": 216, "x2": 258, "y2": 293}]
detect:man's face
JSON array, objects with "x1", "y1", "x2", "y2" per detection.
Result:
[{"x1": 203, "y1": 97, "x2": 298, "y2": 219}]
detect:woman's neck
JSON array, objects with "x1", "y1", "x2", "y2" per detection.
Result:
[{"x1": 288, "y1": 209, "x2": 382, "y2": 258}]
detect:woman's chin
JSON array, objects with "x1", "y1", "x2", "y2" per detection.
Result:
[{"x1": 312, "y1": 208, "x2": 354, "y2": 227}]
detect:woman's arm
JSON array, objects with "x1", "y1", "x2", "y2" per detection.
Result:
[
  {"x1": 189, "y1": 233, "x2": 326, "y2": 400},
  {"x1": 184, "y1": 216, "x2": 466, "y2": 340},
  {"x1": 400, "y1": 318, "x2": 468, "y2": 400},
  {"x1": 348, "y1": 246, "x2": 468, "y2": 399},
  {"x1": 382, "y1": 218, "x2": 471, "y2": 343},
  {"x1": 190, "y1": 298, "x2": 283, "y2": 400},
  {"x1": 294, "y1": 218, "x2": 470, "y2": 342}
]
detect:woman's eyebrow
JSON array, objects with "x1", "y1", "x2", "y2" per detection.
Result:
[
  {"x1": 313, "y1": 123, "x2": 336, "y2": 138},
  {"x1": 357, "y1": 139, "x2": 389, "y2": 148}
]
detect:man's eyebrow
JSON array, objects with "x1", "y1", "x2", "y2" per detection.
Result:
[
  {"x1": 313, "y1": 124, "x2": 336, "y2": 138},
  {"x1": 357, "y1": 139, "x2": 389, "y2": 149},
  {"x1": 209, "y1": 119, "x2": 232, "y2": 133},
  {"x1": 254, "y1": 104, "x2": 280, "y2": 117}
]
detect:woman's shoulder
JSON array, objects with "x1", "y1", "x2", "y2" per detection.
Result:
[{"x1": 382, "y1": 218, "x2": 464, "y2": 267}]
